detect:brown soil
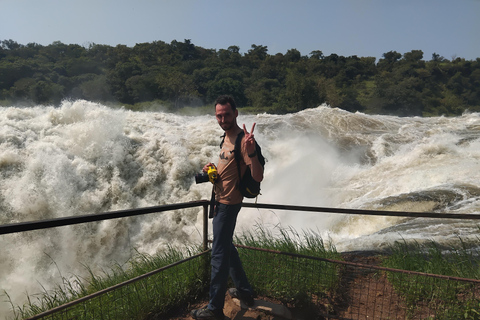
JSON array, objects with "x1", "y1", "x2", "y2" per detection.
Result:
[
  {"x1": 154, "y1": 253, "x2": 409, "y2": 320},
  {"x1": 332, "y1": 252, "x2": 407, "y2": 320}
]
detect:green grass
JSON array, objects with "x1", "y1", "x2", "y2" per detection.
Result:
[
  {"x1": 7, "y1": 246, "x2": 208, "y2": 320},
  {"x1": 382, "y1": 238, "x2": 480, "y2": 319},
  {"x1": 7, "y1": 227, "x2": 480, "y2": 320},
  {"x1": 235, "y1": 225, "x2": 342, "y2": 307},
  {"x1": 6, "y1": 226, "x2": 340, "y2": 319}
]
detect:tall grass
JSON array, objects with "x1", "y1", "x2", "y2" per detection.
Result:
[
  {"x1": 235, "y1": 225, "x2": 342, "y2": 306},
  {"x1": 8, "y1": 226, "x2": 480, "y2": 320},
  {"x1": 382, "y1": 238, "x2": 480, "y2": 319},
  {"x1": 7, "y1": 246, "x2": 207, "y2": 320},
  {"x1": 7, "y1": 225, "x2": 340, "y2": 320}
]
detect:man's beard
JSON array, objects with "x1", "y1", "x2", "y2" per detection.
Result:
[{"x1": 220, "y1": 122, "x2": 234, "y2": 131}]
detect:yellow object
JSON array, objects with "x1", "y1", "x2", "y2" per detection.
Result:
[{"x1": 207, "y1": 165, "x2": 218, "y2": 184}]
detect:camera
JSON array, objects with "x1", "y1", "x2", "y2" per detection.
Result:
[{"x1": 195, "y1": 165, "x2": 218, "y2": 184}]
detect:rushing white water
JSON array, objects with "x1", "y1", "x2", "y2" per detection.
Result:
[{"x1": 1, "y1": 100, "x2": 480, "y2": 317}]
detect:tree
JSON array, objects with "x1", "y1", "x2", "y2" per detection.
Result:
[
  {"x1": 1, "y1": 39, "x2": 479, "y2": 116},
  {"x1": 207, "y1": 78, "x2": 246, "y2": 106},
  {"x1": 156, "y1": 70, "x2": 198, "y2": 108},
  {"x1": 280, "y1": 68, "x2": 319, "y2": 112},
  {"x1": 30, "y1": 80, "x2": 64, "y2": 104},
  {"x1": 1, "y1": 39, "x2": 22, "y2": 50},
  {"x1": 431, "y1": 52, "x2": 445, "y2": 62},
  {"x1": 245, "y1": 78, "x2": 281, "y2": 110},
  {"x1": 106, "y1": 59, "x2": 142, "y2": 103},
  {"x1": 171, "y1": 39, "x2": 199, "y2": 61},
  {"x1": 309, "y1": 50, "x2": 324, "y2": 60},
  {"x1": 217, "y1": 46, "x2": 242, "y2": 67},
  {"x1": 245, "y1": 44, "x2": 268, "y2": 67},
  {"x1": 285, "y1": 49, "x2": 301, "y2": 62},
  {"x1": 377, "y1": 51, "x2": 402, "y2": 72},
  {"x1": 403, "y1": 50, "x2": 423, "y2": 63},
  {"x1": 80, "y1": 75, "x2": 112, "y2": 102},
  {"x1": 125, "y1": 74, "x2": 156, "y2": 103}
]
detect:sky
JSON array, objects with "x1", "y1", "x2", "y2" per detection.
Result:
[{"x1": 1, "y1": 0, "x2": 479, "y2": 61}]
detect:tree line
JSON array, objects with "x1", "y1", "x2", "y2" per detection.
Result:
[{"x1": 1, "y1": 39, "x2": 479, "y2": 116}]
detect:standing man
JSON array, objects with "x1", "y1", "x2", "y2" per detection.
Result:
[{"x1": 191, "y1": 95, "x2": 264, "y2": 320}]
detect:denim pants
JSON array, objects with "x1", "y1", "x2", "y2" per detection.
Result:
[{"x1": 208, "y1": 202, "x2": 253, "y2": 313}]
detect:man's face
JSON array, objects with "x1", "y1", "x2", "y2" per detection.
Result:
[{"x1": 215, "y1": 103, "x2": 237, "y2": 131}]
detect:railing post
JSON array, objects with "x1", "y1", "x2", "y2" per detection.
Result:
[
  {"x1": 202, "y1": 203, "x2": 210, "y2": 286},
  {"x1": 203, "y1": 203, "x2": 209, "y2": 251}
]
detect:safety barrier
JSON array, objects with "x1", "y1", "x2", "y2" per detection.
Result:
[
  {"x1": 0, "y1": 200, "x2": 211, "y2": 251},
  {"x1": 1, "y1": 202, "x2": 480, "y2": 319},
  {"x1": 238, "y1": 244, "x2": 480, "y2": 319}
]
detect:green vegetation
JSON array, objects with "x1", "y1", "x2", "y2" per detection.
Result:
[
  {"x1": 6, "y1": 227, "x2": 341, "y2": 320},
  {"x1": 1, "y1": 39, "x2": 479, "y2": 116},
  {"x1": 6, "y1": 227, "x2": 480, "y2": 319},
  {"x1": 7, "y1": 247, "x2": 207, "y2": 320},
  {"x1": 236, "y1": 226, "x2": 342, "y2": 306},
  {"x1": 382, "y1": 239, "x2": 480, "y2": 319}
]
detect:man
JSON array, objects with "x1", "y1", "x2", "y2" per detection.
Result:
[{"x1": 191, "y1": 95, "x2": 264, "y2": 320}]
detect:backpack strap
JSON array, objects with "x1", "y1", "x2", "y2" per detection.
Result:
[
  {"x1": 219, "y1": 133, "x2": 226, "y2": 149},
  {"x1": 233, "y1": 131, "x2": 245, "y2": 183}
]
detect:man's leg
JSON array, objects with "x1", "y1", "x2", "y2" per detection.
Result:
[
  {"x1": 229, "y1": 244, "x2": 254, "y2": 294},
  {"x1": 207, "y1": 203, "x2": 241, "y2": 313},
  {"x1": 228, "y1": 244, "x2": 255, "y2": 306}
]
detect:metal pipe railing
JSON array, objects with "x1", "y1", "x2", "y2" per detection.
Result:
[
  {"x1": 242, "y1": 202, "x2": 480, "y2": 220},
  {"x1": 2, "y1": 200, "x2": 479, "y2": 246},
  {"x1": 0, "y1": 200, "x2": 210, "y2": 235},
  {"x1": 203, "y1": 203, "x2": 209, "y2": 251},
  {"x1": 233, "y1": 243, "x2": 480, "y2": 284}
]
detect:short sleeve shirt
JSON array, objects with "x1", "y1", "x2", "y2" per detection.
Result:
[{"x1": 215, "y1": 133, "x2": 252, "y2": 204}]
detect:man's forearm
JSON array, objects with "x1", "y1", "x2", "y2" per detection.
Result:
[{"x1": 250, "y1": 156, "x2": 264, "y2": 182}]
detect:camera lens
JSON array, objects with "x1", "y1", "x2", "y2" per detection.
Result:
[{"x1": 195, "y1": 172, "x2": 210, "y2": 184}]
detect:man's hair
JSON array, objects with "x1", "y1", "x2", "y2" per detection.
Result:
[{"x1": 215, "y1": 95, "x2": 237, "y2": 111}]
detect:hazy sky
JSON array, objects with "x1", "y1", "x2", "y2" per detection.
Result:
[{"x1": 1, "y1": 0, "x2": 479, "y2": 61}]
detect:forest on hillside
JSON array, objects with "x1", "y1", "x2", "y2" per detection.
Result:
[{"x1": 1, "y1": 39, "x2": 479, "y2": 116}]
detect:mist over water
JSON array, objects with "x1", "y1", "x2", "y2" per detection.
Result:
[{"x1": 1, "y1": 100, "x2": 480, "y2": 317}]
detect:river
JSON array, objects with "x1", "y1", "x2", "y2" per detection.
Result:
[{"x1": 1, "y1": 100, "x2": 480, "y2": 318}]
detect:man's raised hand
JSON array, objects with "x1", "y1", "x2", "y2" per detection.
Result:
[{"x1": 243, "y1": 123, "x2": 256, "y2": 154}]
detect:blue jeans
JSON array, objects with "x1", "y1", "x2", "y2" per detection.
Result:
[{"x1": 208, "y1": 203, "x2": 253, "y2": 313}]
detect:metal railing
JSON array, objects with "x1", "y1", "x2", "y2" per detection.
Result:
[
  {"x1": 243, "y1": 202, "x2": 480, "y2": 220},
  {"x1": 2, "y1": 201, "x2": 480, "y2": 319},
  {"x1": 0, "y1": 200, "x2": 211, "y2": 251},
  {"x1": 236, "y1": 243, "x2": 480, "y2": 319}
]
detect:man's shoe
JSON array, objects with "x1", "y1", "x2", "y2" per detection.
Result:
[
  {"x1": 228, "y1": 288, "x2": 255, "y2": 307},
  {"x1": 190, "y1": 306, "x2": 224, "y2": 320}
]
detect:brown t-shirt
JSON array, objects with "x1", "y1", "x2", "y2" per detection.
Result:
[{"x1": 215, "y1": 133, "x2": 252, "y2": 204}]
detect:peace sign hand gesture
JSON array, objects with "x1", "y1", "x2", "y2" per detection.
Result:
[
  {"x1": 243, "y1": 123, "x2": 257, "y2": 155},
  {"x1": 243, "y1": 122, "x2": 264, "y2": 182}
]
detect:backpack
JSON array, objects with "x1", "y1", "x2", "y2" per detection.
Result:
[{"x1": 225, "y1": 131, "x2": 266, "y2": 198}]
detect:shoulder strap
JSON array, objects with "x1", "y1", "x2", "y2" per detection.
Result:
[
  {"x1": 219, "y1": 133, "x2": 226, "y2": 149},
  {"x1": 234, "y1": 131, "x2": 244, "y2": 179}
]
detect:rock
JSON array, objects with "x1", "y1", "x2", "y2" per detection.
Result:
[{"x1": 224, "y1": 294, "x2": 293, "y2": 320}]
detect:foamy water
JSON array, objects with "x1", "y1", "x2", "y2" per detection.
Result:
[{"x1": 1, "y1": 100, "x2": 480, "y2": 318}]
